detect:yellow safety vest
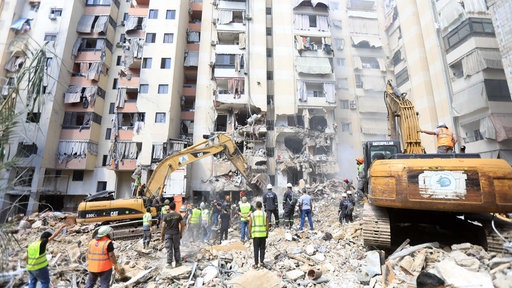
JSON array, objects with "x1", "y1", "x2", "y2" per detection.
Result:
[
  {"x1": 27, "y1": 240, "x2": 48, "y2": 271},
  {"x1": 190, "y1": 208, "x2": 201, "y2": 224},
  {"x1": 161, "y1": 205, "x2": 169, "y2": 215},
  {"x1": 251, "y1": 210, "x2": 267, "y2": 238},
  {"x1": 143, "y1": 212, "x2": 151, "y2": 226},
  {"x1": 240, "y1": 203, "x2": 251, "y2": 222},
  {"x1": 202, "y1": 209, "x2": 210, "y2": 222}
]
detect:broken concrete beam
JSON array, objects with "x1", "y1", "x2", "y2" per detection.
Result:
[
  {"x1": 286, "y1": 269, "x2": 305, "y2": 280},
  {"x1": 436, "y1": 259, "x2": 493, "y2": 287},
  {"x1": 388, "y1": 242, "x2": 439, "y2": 261}
]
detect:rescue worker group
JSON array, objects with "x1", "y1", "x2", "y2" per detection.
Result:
[{"x1": 26, "y1": 178, "x2": 361, "y2": 287}]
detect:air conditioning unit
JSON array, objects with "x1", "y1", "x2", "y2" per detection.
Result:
[
  {"x1": 116, "y1": 42, "x2": 123, "y2": 48},
  {"x1": 49, "y1": 13, "x2": 56, "y2": 20},
  {"x1": 211, "y1": 40, "x2": 217, "y2": 46},
  {"x1": 1, "y1": 85, "x2": 9, "y2": 96},
  {"x1": 349, "y1": 100, "x2": 357, "y2": 110},
  {"x1": 121, "y1": 20, "x2": 126, "y2": 26}
]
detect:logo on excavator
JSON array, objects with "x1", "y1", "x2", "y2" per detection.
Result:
[{"x1": 418, "y1": 171, "x2": 467, "y2": 199}]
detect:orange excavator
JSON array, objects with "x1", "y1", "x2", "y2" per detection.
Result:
[
  {"x1": 361, "y1": 80, "x2": 512, "y2": 252},
  {"x1": 77, "y1": 133, "x2": 264, "y2": 224}
]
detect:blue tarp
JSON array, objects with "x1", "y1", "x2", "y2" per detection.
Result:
[{"x1": 10, "y1": 18, "x2": 31, "y2": 31}]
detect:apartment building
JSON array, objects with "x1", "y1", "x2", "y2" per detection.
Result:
[{"x1": 385, "y1": 0, "x2": 512, "y2": 160}]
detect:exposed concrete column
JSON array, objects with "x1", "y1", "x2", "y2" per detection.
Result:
[{"x1": 26, "y1": 167, "x2": 45, "y2": 215}]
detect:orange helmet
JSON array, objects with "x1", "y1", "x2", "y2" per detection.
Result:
[
  {"x1": 343, "y1": 178, "x2": 349, "y2": 183},
  {"x1": 226, "y1": 196, "x2": 230, "y2": 201},
  {"x1": 356, "y1": 158, "x2": 364, "y2": 164}
]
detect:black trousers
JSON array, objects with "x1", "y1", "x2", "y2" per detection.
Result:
[
  {"x1": 219, "y1": 227, "x2": 228, "y2": 242},
  {"x1": 253, "y1": 237, "x2": 266, "y2": 265},
  {"x1": 266, "y1": 209, "x2": 279, "y2": 227},
  {"x1": 165, "y1": 234, "x2": 181, "y2": 265}
]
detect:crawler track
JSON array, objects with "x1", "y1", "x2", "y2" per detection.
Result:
[{"x1": 362, "y1": 204, "x2": 391, "y2": 247}]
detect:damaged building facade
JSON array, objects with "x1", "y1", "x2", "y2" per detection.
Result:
[{"x1": 385, "y1": 0, "x2": 512, "y2": 159}]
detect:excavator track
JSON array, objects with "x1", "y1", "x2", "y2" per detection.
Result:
[
  {"x1": 111, "y1": 226, "x2": 144, "y2": 241},
  {"x1": 362, "y1": 204, "x2": 391, "y2": 247},
  {"x1": 486, "y1": 214, "x2": 512, "y2": 255}
]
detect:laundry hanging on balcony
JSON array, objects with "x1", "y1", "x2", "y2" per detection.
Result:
[
  {"x1": 84, "y1": 86, "x2": 97, "y2": 107},
  {"x1": 324, "y1": 83, "x2": 336, "y2": 103},
  {"x1": 64, "y1": 85, "x2": 82, "y2": 103},
  {"x1": 4, "y1": 55, "x2": 25, "y2": 73},
  {"x1": 295, "y1": 57, "x2": 332, "y2": 74},
  {"x1": 77, "y1": 15, "x2": 95, "y2": 33},
  {"x1": 217, "y1": 10, "x2": 233, "y2": 25},
  {"x1": 10, "y1": 18, "x2": 31, "y2": 32},
  {"x1": 57, "y1": 141, "x2": 97, "y2": 163},
  {"x1": 116, "y1": 88, "x2": 126, "y2": 108}
]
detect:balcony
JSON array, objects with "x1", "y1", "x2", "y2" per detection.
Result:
[
  {"x1": 117, "y1": 128, "x2": 134, "y2": 141},
  {"x1": 56, "y1": 140, "x2": 98, "y2": 170},
  {"x1": 75, "y1": 50, "x2": 105, "y2": 62},
  {"x1": 183, "y1": 85, "x2": 196, "y2": 97},
  {"x1": 181, "y1": 111, "x2": 195, "y2": 121},
  {"x1": 190, "y1": 1, "x2": 202, "y2": 12},
  {"x1": 129, "y1": 7, "x2": 148, "y2": 16},
  {"x1": 214, "y1": 78, "x2": 246, "y2": 104},
  {"x1": 41, "y1": 174, "x2": 70, "y2": 194},
  {"x1": 186, "y1": 43, "x2": 200, "y2": 52},
  {"x1": 107, "y1": 141, "x2": 141, "y2": 171},
  {"x1": 188, "y1": 22, "x2": 201, "y2": 31},
  {"x1": 117, "y1": 101, "x2": 137, "y2": 112},
  {"x1": 118, "y1": 74, "x2": 140, "y2": 89}
]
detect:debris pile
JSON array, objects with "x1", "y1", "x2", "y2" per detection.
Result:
[{"x1": 2, "y1": 185, "x2": 511, "y2": 287}]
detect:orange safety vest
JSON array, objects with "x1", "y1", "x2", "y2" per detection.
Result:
[
  {"x1": 437, "y1": 127, "x2": 454, "y2": 147},
  {"x1": 87, "y1": 237, "x2": 113, "y2": 273}
]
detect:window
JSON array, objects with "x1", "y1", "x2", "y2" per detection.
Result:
[
  {"x1": 72, "y1": 170, "x2": 84, "y2": 181},
  {"x1": 266, "y1": 28, "x2": 272, "y2": 36},
  {"x1": 142, "y1": 57, "x2": 152, "y2": 69},
  {"x1": 395, "y1": 68, "x2": 409, "y2": 87},
  {"x1": 335, "y1": 38, "x2": 345, "y2": 50},
  {"x1": 341, "y1": 123, "x2": 352, "y2": 132},
  {"x1": 116, "y1": 55, "x2": 122, "y2": 66},
  {"x1": 86, "y1": 0, "x2": 111, "y2": 6},
  {"x1": 161, "y1": 58, "x2": 171, "y2": 69},
  {"x1": 109, "y1": 103, "x2": 115, "y2": 114},
  {"x1": 485, "y1": 79, "x2": 511, "y2": 102},
  {"x1": 355, "y1": 75, "x2": 363, "y2": 88},
  {"x1": 148, "y1": 9, "x2": 158, "y2": 19},
  {"x1": 166, "y1": 10, "x2": 176, "y2": 19},
  {"x1": 155, "y1": 112, "x2": 166, "y2": 123},
  {"x1": 15, "y1": 143, "x2": 38, "y2": 158},
  {"x1": 50, "y1": 8, "x2": 62, "y2": 16},
  {"x1": 444, "y1": 18, "x2": 495, "y2": 51},
  {"x1": 391, "y1": 49, "x2": 402, "y2": 66},
  {"x1": 102, "y1": 155, "x2": 108, "y2": 166},
  {"x1": 163, "y1": 33, "x2": 174, "y2": 43},
  {"x1": 309, "y1": 15, "x2": 317, "y2": 28},
  {"x1": 146, "y1": 33, "x2": 156, "y2": 43},
  {"x1": 112, "y1": 78, "x2": 118, "y2": 89},
  {"x1": 267, "y1": 48, "x2": 272, "y2": 57},
  {"x1": 123, "y1": 13, "x2": 128, "y2": 21},
  {"x1": 44, "y1": 33, "x2": 57, "y2": 42},
  {"x1": 336, "y1": 58, "x2": 345, "y2": 67},
  {"x1": 267, "y1": 71, "x2": 273, "y2": 80},
  {"x1": 361, "y1": 57, "x2": 380, "y2": 69},
  {"x1": 139, "y1": 84, "x2": 149, "y2": 94},
  {"x1": 120, "y1": 33, "x2": 126, "y2": 43},
  {"x1": 26, "y1": 112, "x2": 41, "y2": 123},
  {"x1": 337, "y1": 78, "x2": 349, "y2": 89},
  {"x1": 340, "y1": 100, "x2": 349, "y2": 109},
  {"x1": 158, "y1": 84, "x2": 168, "y2": 94},
  {"x1": 105, "y1": 128, "x2": 111, "y2": 140},
  {"x1": 97, "y1": 181, "x2": 107, "y2": 191},
  {"x1": 266, "y1": 7, "x2": 272, "y2": 15}
]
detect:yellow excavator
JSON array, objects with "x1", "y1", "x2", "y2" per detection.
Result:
[
  {"x1": 77, "y1": 133, "x2": 264, "y2": 224},
  {"x1": 361, "y1": 80, "x2": 512, "y2": 252}
]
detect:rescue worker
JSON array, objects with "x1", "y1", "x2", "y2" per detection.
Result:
[
  {"x1": 218, "y1": 206, "x2": 231, "y2": 243},
  {"x1": 282, "y1": 183, "x2": 297, "y2": 229},
  {"x1": 237, "y1": 196, "x2": 252, "y2": 242},
  {"x1": 419, "y1": 122, "x2": 457, "y2": 153},
  {"x1": 298, "y1": 188, "x2": 313, "y2": 231},
  {"x1": 142, "y1": 207, "x2": 152, "y2": 249},
  {"x1": 347, "y1": 190, "x2": 357, "y2": 218},
  {"x1": 248, "y1": 201, "x2": 269, "y2": 269},
  {"x1": 338, "y1": 193, "x2": 353, "y2": 224},
  {"x1": 355, "y1": 158, "x2": 367, "y2": 197},
  {"x1": 263, "y1": 184, "x2": 279, "y2": 228},
  {"x1": 201, "y1": 203, "x2": 211, "y2": 242},
  {"x1": 26, "y1": 224, "x2": 66, "y2": 288},
  {"x1": 188, "y1": 204, "x2": 201, "y2": 242},
  {"x1": 211, "y1": 199, "x2": 221, "y2": 227},
  {"x1": 161, "y1": 199, "x2": 170, "y2": 216},
  {"x1": 86, "y1": 225, "x2": 122, "y2": 288},
  {"x1": 161, "y1": 201, "x2": 185, "y2": 267}
]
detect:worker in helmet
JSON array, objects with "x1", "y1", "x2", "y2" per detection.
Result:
[
  {"x1": 338, "y1": 193, "x2": 352, "y2": 225},
  {"x1": 419, "y1": 122, "x2": 457, "y2": 153},
  {"x1": 86, "y1": 225, "x2": 122, "y2": 288},
  {"x1": 26, "y1": 224, "x2": 66, "y2": 288},
  {"x1": 263, "y1": 184, "x2": 279, "y2": 228},
  {"x1": 282, "y1": 183, "x2": 297, "y2": 229},
  {"x1": 161, "y1": 199, "x2": 171, "y2": 216},
  {"x1": 355, "y1": 158, "x2": 367, "y2": 198}
]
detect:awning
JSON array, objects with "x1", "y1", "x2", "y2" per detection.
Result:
[
  {"x1": 462, "y1": 49, "x2": 503, "y2": 76},
  {"x1": 77, "y1": 15, "x2": 95, "y2": 33},
  {"x1": 491, "y1": 114, "x2": 512, "y2": 142},
  {"x1": 351, "y1": 35, "x2": 382, "y2": 48},
  {"x1": 295, "y1": 57, "x2": 332, "y2": 74},
  {"x1": 452, "y1": 82, "x2": 487, "y2": 116},
  {"x1": 10, "y1": 18, "x2": 31, "y2": 31},
  {"x1": 311, "y1": 0, "x2": 329, "y2": 7}
]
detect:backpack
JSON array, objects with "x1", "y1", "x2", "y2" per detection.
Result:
[{"x1": 346, "y1": 201, "x2": 354, "y2": 214}]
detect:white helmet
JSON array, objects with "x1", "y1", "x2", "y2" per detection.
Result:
[
  {"x1": 342, "y1": 193, "x2": 347, "y2": 197},
  {"x1": 267, "y1": 184, "x2": 273, "y2": 189},
  {"x1": 96, "y1": 226, "x2": 113, "y2": 239},
  {"x1": 437, "y1": 122, "x2": 447, "y2": 128},
  {"x1": 286, "y1": 183, "x2": 292, "y2": 188},
  {"x1": 347, "y1": 191, "x2": 353, "y2": 195}
]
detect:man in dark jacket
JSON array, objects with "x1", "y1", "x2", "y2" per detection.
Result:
[
  {"x1": 282, "y1": 183, "x2": 297, "y2": 229},
  {"x1": 338, "y1": 193, "x2": 352, "y2": 224},
  {"x1": 263, "y1": 184, "x2": 279, "y2": 228}
]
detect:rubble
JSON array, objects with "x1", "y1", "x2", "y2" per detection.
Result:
[{"x1": 2, "y1": 181, "x2": 511, "y2": 287}]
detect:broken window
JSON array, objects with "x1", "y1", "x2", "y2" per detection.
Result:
[
  {"x1": 342, "y1": 122, "x2": 352, "y2": 132},
  {"x1": 26, "y1": 112, "x2": 41, "y2": 123},
  {"x1": 15, "y1": 143, "x2": 38, "y2": 158},
  {"x1": 216, "y1": 115, "x2": 228, "y2": 132},
  {"x1": 450, "y1": 61, "x2": 464, "y2": 79},
  {"x1": 395, "y1": 68, "x2": 409, "y2": 87},
  {"x1": 286, "y1": 167, "x2": 303, "y2": 186},
  {"x1": 484, "y1": 79, "x2": 511, "y2": 102},
  {"x1": 360, "y1": 57, "x2": 379, "y2": 69},
  {"x1": 12, "y1": 167, "x2": 35, "y2": 187},
  {"x1": 391, "y1": 49, "x2": 402, "y2": 66},
  {"x1": 284, "y1": 136, "x2": 303, "y2": 154}
]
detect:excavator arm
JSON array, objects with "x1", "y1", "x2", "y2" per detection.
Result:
[
  {"x1": 143, "y1": 133, "x2": 253, "y2": 198},
  {"x1": 384, "y1": 80, "x2": 424, "y2": 154}
]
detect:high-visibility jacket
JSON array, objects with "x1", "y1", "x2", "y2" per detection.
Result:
[
  {"x1": 87, "y1": 237, "x2": 113, "y2": 273},
  {"x1": 437, "y1": 127, "x2": 455, "y2": 147},
  {"x1": 143, "y1": 212, "x2": 151, "y2": 226},
  {"x1": 161, "y1": 205, "x2": 169, "y2": 215},
  {"x1": 201, "y1": 209, "x2": 210, "y2": 224},
  {"x1": 189, "y1": 208, "x2": 201, "y2": 224},
  {"x1": 27, "y1": 240, "x2": 48, "y2": 271},
  {"x1": 251, "y1": 210, "x2": 267, "y2": 238},
  {"x1": 239, "y1": 203, "x2": 251, "y2": 222}
]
